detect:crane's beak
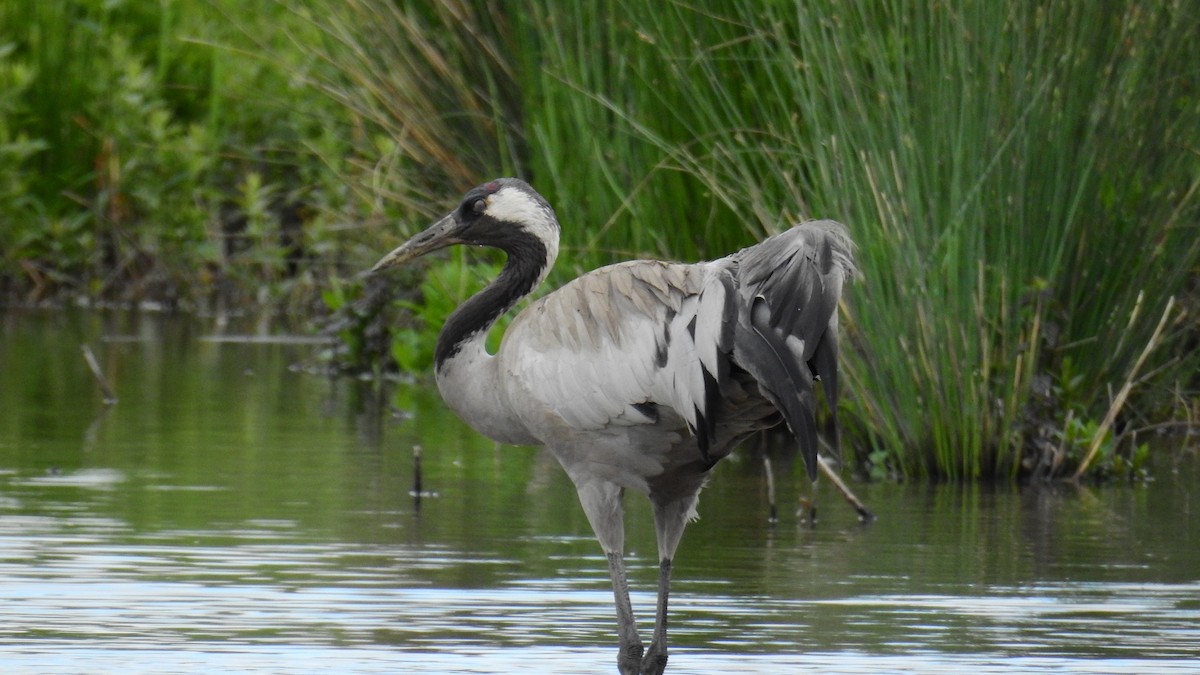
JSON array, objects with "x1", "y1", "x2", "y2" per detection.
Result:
[{"x1": 370, "y1": 213, "x2": 462, "y2": 273}]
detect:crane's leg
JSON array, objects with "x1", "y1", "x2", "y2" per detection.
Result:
[
  {"x1": 574, "y1": 480, "x2": 643, "y2": 674},
  {"x1": 642, "y1": 493, "x2": 699, "y2": 675},
  {"x1": 640, "y1": 557, "x2": 672, "y2": 675},
  {"x1": 607, "y1": 551, "x2": 644, "y2": 674}
]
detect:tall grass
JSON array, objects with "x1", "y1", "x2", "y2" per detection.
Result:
[
  {"x1": 310, "y1": 0, "x2": 1200, "y2": 480},
  {"x1": 612, "y1": 1, "x2": 1200, "y2": 479},
  {"x1": 535, "y1": 1, "x2": 1200, "y2": 479}
]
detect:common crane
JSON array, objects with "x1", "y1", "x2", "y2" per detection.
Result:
[{"x1": 371, "y1": 178, "x2": 855, "y2": 675}]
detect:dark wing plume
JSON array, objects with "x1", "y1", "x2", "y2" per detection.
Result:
[{"x1": 729, "y1": 221, "x2": 855, "y2": 480}]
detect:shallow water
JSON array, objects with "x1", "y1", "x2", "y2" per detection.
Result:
[{"x1": 1, "y1": 310, "x2": 1198, "y2": 673}]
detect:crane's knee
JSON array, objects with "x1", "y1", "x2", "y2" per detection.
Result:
[
  {"x1": 617, "y1": 641, "x2": 644, "y2": 675},
  {"x1": 641, "y1": 646, "x2": 668, "y2": 675}
]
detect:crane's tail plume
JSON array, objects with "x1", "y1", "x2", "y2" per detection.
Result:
[{"x1": 731, "y1": 221, "x2": 855, "y2": 480}]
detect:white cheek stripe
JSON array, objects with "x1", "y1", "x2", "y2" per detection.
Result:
[{"x1": 487, "y1": 187, "x2": 557, "y2": 242}]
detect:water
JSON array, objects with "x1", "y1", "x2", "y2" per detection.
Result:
[{"x1": 1, "y1": 310, "x2": 1198, "y2": 673}]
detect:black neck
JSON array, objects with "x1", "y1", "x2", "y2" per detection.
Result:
[{"x1": 435, "y1": 233, "x2": 549, "y2": 370}]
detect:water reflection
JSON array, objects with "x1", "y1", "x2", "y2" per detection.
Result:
[{"x1": 1, "y1": 311, "x2": 1198, "y2": 673}]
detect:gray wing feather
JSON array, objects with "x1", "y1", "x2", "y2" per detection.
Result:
[
  {"x1": 505, "y1": 261, "x2": 734, "y2": 437},
  {"x1": 501, "y1": 220, "x2": 853, "y2": 478}
]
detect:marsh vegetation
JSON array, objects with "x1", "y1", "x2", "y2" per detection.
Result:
[{"x1": 2, "y1": 1, "x2": 1197, "y2": 480}]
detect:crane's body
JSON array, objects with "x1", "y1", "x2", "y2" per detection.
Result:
[{"x1": 372, "y1": 178, "x2": 855, "y2": 675}]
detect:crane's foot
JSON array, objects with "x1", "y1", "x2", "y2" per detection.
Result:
[
  {"x1": 640, "y1": 642, "x2": 667, "y2": 675},
  {"x1": 617, "y1": 642, "x2": 644, "y2": 675}
]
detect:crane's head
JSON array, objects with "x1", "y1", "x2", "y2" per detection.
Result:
[{"x1": 370, "y1": 178, "x2": 559, "y2": 273}]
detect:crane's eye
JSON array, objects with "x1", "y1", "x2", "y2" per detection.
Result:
[{"x1": 471, "y1": 199, "x2": 486, "y2": 215}]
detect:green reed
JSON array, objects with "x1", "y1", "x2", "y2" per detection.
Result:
[{"x1": 310, "y1": 1, "x2": 1198, "y2": 479}]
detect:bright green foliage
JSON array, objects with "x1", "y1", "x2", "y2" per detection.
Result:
[
  {"x1": 391, "y1": 254, "x2": 509, "y2": 372},
  {"x1": 0, "y1": 0, "x2": 356, "y2": 308}
]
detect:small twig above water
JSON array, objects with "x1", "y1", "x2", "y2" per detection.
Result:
[
  {"x1": 818, "y1": 454, "x2": 876, "y2": 522},
  {"x1": 408, "y1": 444, "x2": 439, "y2": 511},
  {"x1": 81, "y1": 344, "x2": 118, "y2": 405},
  {"x1": 798, "y1": 454, "x2": 876, "y2": 525},
  {"x1": 763, "y1": 455, "x2": 778, "y2": 524},
  {"x1": 412, "y1": 444, "x2": 423, "y2": 513}
]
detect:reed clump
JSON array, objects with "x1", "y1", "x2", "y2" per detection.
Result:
[{"x1": 308, "y1": 1, "x2": 1198, "y2": 480}]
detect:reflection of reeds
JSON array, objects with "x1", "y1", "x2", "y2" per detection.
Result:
[{"x1": 304, "y1": 1, "x2": 1199, "y2": 480}]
